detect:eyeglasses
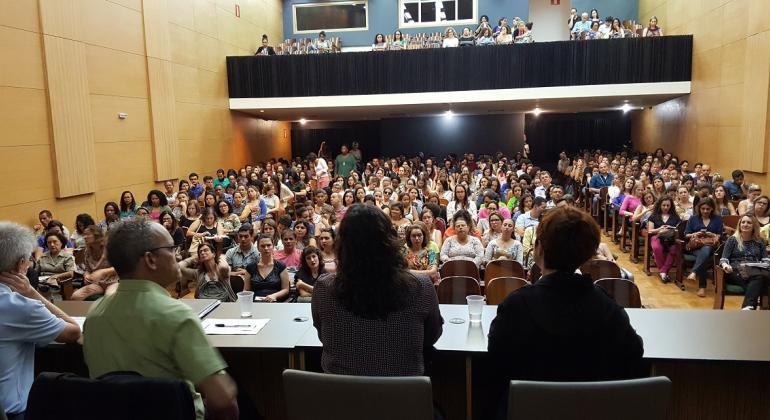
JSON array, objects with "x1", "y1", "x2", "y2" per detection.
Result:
[{"x1": 145, "y1": 245, "x2": 177, "y2": 254}]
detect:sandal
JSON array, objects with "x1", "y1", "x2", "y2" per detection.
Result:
[
  {"x1": 675, "y1": 280, "x2": 685, "y2": 291},
  {"x1": 697, "y1": 288, "x2": 706, "y2": 298}
]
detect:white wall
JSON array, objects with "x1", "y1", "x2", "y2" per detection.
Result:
[{"x1": 528, "y1": 0, "x2": 572, "y2": 42}]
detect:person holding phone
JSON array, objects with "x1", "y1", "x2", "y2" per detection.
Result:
[
  {"x1": 647, "y1": 197, "x2": 682, "y2": 284},
  {"x1": 684, "y1": 198, "x2": 723, "y2": 297}
]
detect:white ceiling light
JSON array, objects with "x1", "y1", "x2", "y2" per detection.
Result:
[
  {"x1": 444, "y1": 110, "x2": 454, "y2": 119},
  {"x1": 532, "y1": 107, "x2": 542, "y2": 116},
  {"x1": 299, "y1": 118, "x2": 307, "y2": 124},
  {"x1": 621, "y1": 104, "x2": 632, "y2": 113}
]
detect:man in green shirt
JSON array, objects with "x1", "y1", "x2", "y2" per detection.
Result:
[
  {"x1": 83, "y1": 219, "x2": 239, "y2": 420},
  {"x1": 335, "y1": 144, "x2": 357, "y2": 178}
]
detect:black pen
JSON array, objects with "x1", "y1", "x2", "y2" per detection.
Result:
[{"x1": 215, "y1": 323, "x2": 252, "y2": 328}]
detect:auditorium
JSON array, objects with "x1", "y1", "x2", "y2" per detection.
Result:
[{"x1": 1, "y1": 0, "x2": 769, "y2": 419}]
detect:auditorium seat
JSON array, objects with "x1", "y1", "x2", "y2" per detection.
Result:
[
  {"x1": 439, "y1": 259, "x2": 480, "y2": 280},
  {"x1": 484, "y1": 260, "x2": 525, "y2": 283},
  {"x1": 437, "y1": 276, "x2": 481, "y2": 304},
  {"x1": 579, "y1": 260, "x2": 621, "y2": 281},
  {"x1": 283, "y1": 370, "x2": 433, "y2": 420},
  {"x1": 485, "y1": 277, "x2": 529, "y2": 305},
  {"x1": 507, "y1": 377, "x2": 671, "y2": 420},
  {"x1": 594, "y1": 278, "x2": 643, "y2": 308}
]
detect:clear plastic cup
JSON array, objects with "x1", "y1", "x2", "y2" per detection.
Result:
[
  {"x1": 466, "y1": 295, "x2": 485, "y2": 323},
  {"x1": 237, "y1": 291, "x2": 254, "y2": 318}
]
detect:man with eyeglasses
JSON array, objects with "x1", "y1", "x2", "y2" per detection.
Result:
[{"x1": 82, "y1": 219, "x2": 239, "y2": 420}]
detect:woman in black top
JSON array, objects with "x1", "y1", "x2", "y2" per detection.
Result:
[
  {"x1": 255, "y1": 34, "x2": 276, "y2": 56},
  {"x1": 719, "y1": 215, "x2": 770, "y2": 309},
  {"x1": 160, "y1": 210, "x2": 185, "y2": 248},
  {"x1": 246, "y1": 233, "x2": 290, "y2": 301},
  {"x1": 295, "y1": 246, "x2": 325, "y2": 303},
  {"x1": 647, "y1": 197, "x2": 682, "y2": 284}
]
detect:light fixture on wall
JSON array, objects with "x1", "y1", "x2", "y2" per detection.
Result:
[
  {"x1": 621, "y1": 104, "x2": 632, "y2": 113},
  {"x1": 531, "y1": 107, "x2": 542, "y2": 116},
  {"x1": 299, "y1": 118, "x2": 307, "y2": 125},
  {"x1": 444, "y1": 110, "x2": 454, "y2": 119}
]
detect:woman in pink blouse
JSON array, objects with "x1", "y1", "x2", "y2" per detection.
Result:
[{"x1": 619, "y1": 182, "x2": 644, "y2": 221}]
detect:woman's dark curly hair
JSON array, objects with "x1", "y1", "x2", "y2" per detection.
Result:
[{"x1": 334, "y1": 203, "x2": 415, "y2": 320}]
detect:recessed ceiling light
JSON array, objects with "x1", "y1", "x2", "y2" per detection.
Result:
[
  {"x1": 259, "y1": 110, "x2": 264, "y2": 113},
  {"x1": 532, "y1": 107, "x2": 542, "y2": 116},
  {"x1": 621, "y1": 104, "x2": 632, "y2": 113},
  {"x1": 299, "y1": 118, "x2": 307, "y2": 124},
  {"x1": 444, "y1": 110, "x2": 454, "y2": 118}
]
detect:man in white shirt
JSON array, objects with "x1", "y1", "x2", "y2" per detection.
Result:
[
  {"x1": 534, "y1": 172, "x2": 553, "y2": 199},
  {"x1": 515, "y1": 197, "x2": 547, "y2": 237}
]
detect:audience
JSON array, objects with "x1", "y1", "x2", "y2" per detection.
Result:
[
  {"x1": 247, "y1": 233, "x2": 291, "y2": 301},
  {"x1": 440, "y1": 210, "x2": 484, "y2": 267},
  {"x1": 719, "y1": 215, "x2": 770, "y2": 310},
  {"x1": 684, "y1": 198, "x2": 723, "y2": 297}
]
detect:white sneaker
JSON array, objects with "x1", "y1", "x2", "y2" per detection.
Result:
[{"x1": 741, "y1": 306, "x2": 755, "y2": 310}]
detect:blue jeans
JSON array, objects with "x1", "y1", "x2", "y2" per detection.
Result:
[{"x1": 691, "y1": 245, "x2": 714, "y2": 288}]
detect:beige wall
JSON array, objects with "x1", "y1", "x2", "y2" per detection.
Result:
[
  {"x1": 633, "y1": 0, "x2": 770, "y2": 187},
  {"x1": 0, "y1": 0, "x2": 289, "y2": 226}
]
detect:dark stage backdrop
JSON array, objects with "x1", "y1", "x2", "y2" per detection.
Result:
[
  {"x1": 525, "y1": 111, "x2": 632, "y2": 170},
  {"x1": 291, "y1": 114, "x2": 525, "y2": 161}
]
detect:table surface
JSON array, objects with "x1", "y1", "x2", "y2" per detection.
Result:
[{"x1": 56, "y1": 301, "x2": 770, "y2": 362}]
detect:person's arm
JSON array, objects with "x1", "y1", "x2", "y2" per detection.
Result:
[
  {"x1": 439, "y1": 238, "x2": 451, "y2": 263},
  {"x1": 265, "y1": 268, "x2": 290, "y2": 302},
  {"x1": 647, "y1": 220, "x2": 659, "y2": 235},
  {"x1": 239, "y1": 205, "x2": 252, "y2": 223},
  {"x1": 484, "y1": 241, "x2": 495, "y2": 264},
  {"x1": 727, "y1": 202, "x2": 737, "y2": 215},
  {"x1": 178, "y1": 257, "x2": 198, "y2": 288},
  {"x1": 254, "y1": 200, "x2": 267, "y2": 221},
  {"x1": 0, "y1": 271, "x2": 81, "y2": 343},
  {"x1": 187, "y1": 219, "x2": 201, "y2": 238},
  {"x1": 719, "y1": 237, "x2": 735, "y2": 272},
  {"x1": 472, "y1": 238, "x2": 485, "y2": 267},
  {"x1": 619, "y1": 196, "x2": 632, "y2": 217},
  {"x1": 631, "y1": 204, "x2": 646, "y2": 222}
]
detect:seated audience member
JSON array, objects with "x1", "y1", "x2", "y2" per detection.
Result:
[
  {"x1": 0, "y1": 222, "x2": 81, "y2": 419},
  {"x1": 619, "y1": 182, "x2": 644, "y2": 222},
  {"x1": 293, "y1": 220, "x2": 316, "y2": 251},
  {"x1": 484, "y1": 218, "x2": 523, "y2": 266},
  {"x1": 33, "y1": 209, "x2": 70, "y2": 239},
  {"x1": 225, "y1": 225, "x2": 259, "y2": 282},
  {"x1": 255, "y1": 34, "x2": 275, "y2": 55},
  {"x1": 146, "y1": 190, "x2": 171, "y2": 221},
  {"x1": 135, "y1": 206, "x2": 150, "y2": 218},
  {"x1": 180, "y1": 242, "x2": 235, "y2": 302},
  {"x1": 119, "y1": 190, "x2": 138, "y2": 219},
  {"x1": 643, "y1": 15, "x2": 663, "y2": 37},
  {"x1": 605, "y1": 17, "x2": 626, "y2": 39},
  {"x1": 723, "y1": 170, "x2": 747, "y2": 200},
  {"x1": 70, "y1": 213, "x2": 96, "y2": 248},
  {"x1": 514, "y1": 196, "x2": 546, "y2": 238},
  {"x1": 752, "y1": 196, "x2": 770, "y2": 228},
  {"x1": 216, "y1": 200, "x2": 241, "y2": 238},
  {"x1": 684, "y1": 198, "x2": 724, "y2": 297},
  {"x1": 240, "y1": 185, "x2": 267, "y2": 226},
  {"x1": 181, "y1": 199, "x2": 201, "y2": 229},
  {"x1": 38, "y1": 232, "x2": 75, "y2": 287},
  {"x1": 442, "y1": 27, "x2": 459, "y2": 47},
  {"x1": 71, "y1": 226, "x2": 119, "y2": 301},
  {"x1": 316, "y1": 228, "x2": 337, "y2": 273},
  {"x1": 372, "y1": 33, "x2": 388, "y2": 51},
  {"x1": 421, "y1": 204, "x2": 444, "y2": 249},
  {"x1": 738, "y1": 184, "x2": 762, "y2": 216},
  {"x1": 514, "y1": 21, "x2": 534, "y2": 43},
  {"x1": 35, "y1": 220, "x2": 73, "y2": 256},
  {"x1": 496, "y1": 25, "x2": 513, "y2": 44},
  {"x1": 592, "y1": 242, "x2": 635, "y2": 282},
  {"x1": 480, "y1": 209, "x2": 504, "y2": 246},
  {"x1": 389, "y1": 202, "x2": 411, "y2": 232},
  {"x1": 98, "y1": 201, "x2": 120, "y2": 231},
  {"x1": 161, "y1": 210, "x2": 185, "y2": 247},
  {"x1": 571, "y1": 12, "x2": 591, "y2": 37},
  {"x1": 403, "y1": 222, "x2": 439, "y2": 284},
  {"x1": 674, "y1": 186, "x2": 694, "y2": 220},
  {"x1": 440, "y1": 210, "x2": 485, "y2": 267},
  {"x1": 187, "y1": 208, "x2": 224, "y2": 254},
  {"x1": 390, "y1": 30, "x2": 406, "y2": 50},
  {"x1": 458, "y1": 27, "x2": 476, "y2": 46},
  {"x1": 487, "y1": 207, "x2": 644, "y2": 418},
  {"x1": 647, "y1": 197, "x2": 682, "y2": 284},
  {"x1": 164, "y1": 180, "x2": 178, "y2": 207},
  {"x1": 83, "y1": 219, "x2": 239, "y2": 420},
  {"x1": 719, "y1": 215, "x2": 770, "y2": 310},
  {"x1": 311, "y1": 204, "x2": 442, "y2": 375},
  {"x1": 447, "y1": 184, "x2": 478, "y2": 222},
  {"x1": 295, "y1": 246, "x2": 325, "y2": 302},
  {"x1": 633, "y1": 191, "x2": 657, "y2": 223},
  {"x1": 713, "y1": 184, "x2": 737, "y2": 217},
  {"x1": 246, "y1": 233, "x2": 290, "y2": 302},
  {"x1": 477, "y1": 27, "x2": 495, "y2": 45}
]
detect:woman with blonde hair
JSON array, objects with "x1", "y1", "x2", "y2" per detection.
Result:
[{"x1": 718, "y1": 215, "x2": 770, "y2": 309}]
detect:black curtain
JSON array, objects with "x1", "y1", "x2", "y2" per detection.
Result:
[
  {"x1": 228, "y1": 36, "x2": 692, "y2": 98},
  {"x1": 525, "y1": 111, "x2": 631, "y2": 169},
  {"x1": 291, "y1": 122, "x2": 381, "y2": 162}
]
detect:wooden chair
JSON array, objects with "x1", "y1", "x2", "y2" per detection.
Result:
[
  {"x1": 439, "y1": 198, "x2": 449, "y2": 206},
  {"x1": 230, "y1": 275, "x2": 245, "y2": 294},
  {"x1": 629, "y1": 221, "x2": 644, "y2": 263},
  {"x1": 619, "y1": 215, "x2": 631, "y2": 253},
  {"x1": 484, "y1": 260, "x2": 525, "y2": 283},
  {"x1": 439, "y1": 259, "x2": 480, "y2": 280},
  {"x1": 595, "y1": 278, "x2": 642, "y2": 308},
  {"x1": 722, "y1": 214, "x2": 740, "y2": 236},
  {"x1": 601, "y1": 191, "x2": 612, "y2": 235},
  {"x1": 436, "y1": 276, "x2": 481, "y2": 304},
  {"x1": 579, "y1": 259, "x2": 622, "y2": 281},
  {"x1": 610, "y1": 205, "x2": 621, "y2": 244},
  {"x1": 73, "y1": 248, "x2": 86, "y2": 268},
  {"x1": 486, "y1": 276, "x2": 529, "y2": 305}
]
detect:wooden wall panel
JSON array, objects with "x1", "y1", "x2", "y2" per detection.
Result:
[
  {"x1": 80, "y1": 0, "x2": 145, "y2": 54},
  {"x1": 142, "y1": 0, "x2": 171, "y2": 60},
  {"x1": 740, "y1": 31, "x2": 770, "y2": 172},
  {"x1": 41, "y1": 35, "x2": 97, "y2": 197},
  {"x1": 172, "y1": 63, "x2": 200, "y2": 103},
  {"x1": 0, "y1": 145, "x2": 56, "y2": 208},
  {"x1": 0, "y1": 26, "x2": 46, "y2": 89},
  {"x1": 0, "y1": 0, "x2": 41, "y2": 31},
  {"x1": 90, "y1": 95, "x2": 152, "y2": 142},
  {"x1": 94, "y1": 141, "x2": 154, "y2": 189},
  {"x1": 38, "y1": 0, "x2": 83, "y2": 39},
  {"x1": 146, "y1": 58, "x2": 180, "y2": 180},
  {"x1": 86, "y1": 45, "x2": 148, "y2": 98},
  {"x1": 0, "y1": 87, "x2": 51, "y2": 147}
]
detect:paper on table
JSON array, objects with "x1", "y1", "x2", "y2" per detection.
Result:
[
  {"x1": 201, "y1": 318, "x2": 269, "y2": 335},
  {"x1": 742, "y1": 262, "x2": 769, "y2": 269},
  {"x1": 73, "y1": 316, "x2": 86, "y2": 331}
]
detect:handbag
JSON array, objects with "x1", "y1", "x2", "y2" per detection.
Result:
[
  {"x1": 686, "y1": 233, "x2": 718, "y2": 251},
  {"x1": 657, "y1": 229, "x2": 676, "y2": 248}
]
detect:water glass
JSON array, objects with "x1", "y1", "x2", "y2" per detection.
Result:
[
  {"x1": 466, "y1": 295, "x2": 485, "y2": 323},
  {"x1": 237, "y1": 291, "x2": 254, "y2": 318}
]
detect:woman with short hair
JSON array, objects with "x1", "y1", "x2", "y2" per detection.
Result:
[
  {"x1": 295, "y1": 246, "x2": 325, "y2": 302},
  {"x1": 146, "y1": 190, "x2": 171, "y2": 221},
  {"x1": 98, "y1": 202, "x2": 120, "y2": 231},
  {"x1": 71, "y1": 213, "x2": 96, "y2": 248},
  {"x1": 311, "y1": 204, "x2": 442, "y2": 375},
  {"x1": 247, "y1": 233, "x2": 291, "y2": 302},
  {"x1": 440, "y1": 210, "x2": 484, "y2": 267},
  {"x1": 38, "y1": 232, "x2": 75, "y2": 286},
  {"x1": 484, "y1": 217, "x2": 523, "y2": 266},
  {"x1": 70, "y1": 226, "x2": 119, "y2": 301}
]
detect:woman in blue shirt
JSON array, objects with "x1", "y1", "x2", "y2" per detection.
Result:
[{"x1": 684, "y1": 197, "x2": 723, "y2": 297}]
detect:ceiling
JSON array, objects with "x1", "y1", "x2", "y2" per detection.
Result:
[{"x1": 230, "y1": 82, "x2": 691, "y2": 122}]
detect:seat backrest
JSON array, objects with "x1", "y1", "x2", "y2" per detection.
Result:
[
  {"x1": 485, "y1": 277, "x2": 529, "y2": 305},
  {"x1": 579, "y1": 259, "x2": 622, "y2": 281},
  {"x1": 26, "y1": 372, "x2": 195, "y2": 420},
  {"x1": 508, "y1": 376, "x2": 671, "y2": 420},
  {"x1": 437, "y1": 276, "x2": 481, "y2": 304},
  {"x1": 485, "y1": 260, "x2": 525, "y2": 282},
  {"x1": 283, "y1": 370, "x2": 433, "y2": 420},
  {"x1": 594, "y1": 278, "x2": 642, "y2": 308},
  {"x1": 722, "y1": 215, "x2": 739, "y2": 230},
  {"x1": 439, "y1": 259, "x2": 480, "y2": 280},
  {"x1": 229, "y1": 275, "x2": 244, "y2": 293}
]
